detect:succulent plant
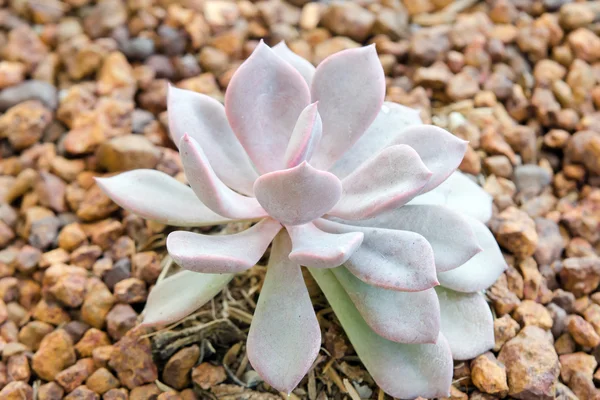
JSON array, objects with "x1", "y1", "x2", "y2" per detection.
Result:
[{"x1": 97, "y1": 41, "x2": 507, "y2": 398}]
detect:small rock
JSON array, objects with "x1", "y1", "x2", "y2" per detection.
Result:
[
  {"x1": 58, "y1": 223, "x2": 88, "y2": 251},
  {"x1": 106, "y1": 303, "x2": 138, "y2": 340},
  {"x1": 0, "y1": 100, "x2": 52, "y2": 150},
  {"x1": 103, "y1": 388, "x2": 129, "y2": 400},
  {"x1": 0, "y1": 80, "x2": 57, "y2": 111},
  {"x1": 7, "y1": 353, "x2": 30, "y2": 382},
  {"x1": 547, "y1": 303, "x2": 567, "y2": 338},
  {"x1": 498, "y1": 326, "x2": 559, "y2": 400},
  {"x1": 81, "y1": 281, "x2": 116, "y2": 329},
  {"x1": 32, "y1": 329, "x2": 76, "y2": 381},
  {"x1": 493, "y1": 314, "x2": 519, "y2": 351},
  {"x1": 64, "y1": 385, "x2": 99, "y2": 400},
  {"x1": 92, "y1": 346, "x2": 114, "y2": 369},
  {"x1": 192, "y1": 362, "x2": 227, "y2": 390},
  {"x1": 564, "y1": 131, "x2": 600, "y2": 176},
  {"x1": 63, "y1": 321, "x2": 90, "y2": 344},
  {"x1": 109, "y1": 329, "x2": 158, "y2": 389},
  {"x1": 132, "y1": 251, "x2": 162, "y2": 284},
  {"x1": 56, "y1": 358, "x2": 95, "y2": 393},
  {"x1": 18, "y1": 321, "x2": 53, "y2": 350},
  {"x1": 2, "y1": 25, "x2": 48, "y2": 71},
  {"x1": 75, "y1": 328, "x2": 111, "y2": 358},
  {"x1": 568, "y1": 28, "x2": 600, "y2": 63},
  {"x1": 490, "y1": 207, "x2": 538, "y2": 258},
  {"x1": 38, "y1": 382, "x2": 64, "y2": 400},
  {"x1": 559, "y1": 352, "x2": 596, "y2": 384},
  {"x1": 32, "y1": 299, "x2": 71, "y2": 325},
  {"x1": 0, "y1": 62, "x2": 26, "y2": 89},
  {"x1": 567, "y1": 315, "x2": 600, "y2": 347},
  {"x1": 103, "y1": 258, "x2": 131, "y2": 290},
  {"x1": 320, "y1": 3, "x2": 375, "y2": 42},
  {"x1": 554, "y1": 333, "x2": 576, "y2": 355},
  {"x1": 513, "y1": 300, "x2": 553, "y2": 329},
  {"x1": 0, "y1": 381, "x2": 33, "y2": 400},
  {"x1": 86, "y1": 367, "x2": 120, "y2": 394},
  {"x1": 114, "y1": 278, "x2": 147, "y2": 304},
  {"x1": 470, "y1": 352, "x2": 508, "y2": 397},
  {"x1": 163, "y1": 345, "x2": 201, "y2": 390},
  {"x1": 129, "y1": 383, "x2": 161, "y2": 400},
  {"x1": 559, "y1": 257, "x2": 600, "y2": 297},
  {"x1": 50, "y1": 274, "x2": 87, "y2": 308},
  {"x1": 447, "y1": 70, "x2": 480, "y2": 101}
]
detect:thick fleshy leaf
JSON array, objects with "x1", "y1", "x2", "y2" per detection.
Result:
[
  {"x1": 315, "y1": 219, "x2": 438, "y2": 291},
  {"x1": 409, "y1": 171, "x2": 493, "y2": 223},
  {"x1": 180, "y1": 135, "x2": 266, "y2": 219},
  {"x1": 390, "y1": 125, "x2": 467, "y2": 193},
  {"x1": 310, "y1": 268, "x2": 453, "y2": 399},
  {"x1": 328, "y1": 145, "x2": 432, "y2": 220},
  {"x1": 168, "y1": 85, "x2": 257, "y2": 195},
  {"x1": 273, "y1": 41, "x2": 315, "y2": 86},
  {"x1": 338, "y1": 205, "x2": 482, "y2": 272},
  {"x1": 330, "y1": 102, "x2": 423, "y2": 179},
  {"x1": 333, "y1": 267, "x2": 440, "y2": 344},
  {"x1": 287, "y1": 222, "x2": 363, "y2": 268},
  {"x1": 225, "y1": 41, "x2": 311, "y2": 174},
  {"x1": 254, "y1": 162, "x2": 342, "y2": 226},
  {"x1": 310, "y1": 46, "x2": 386, "y2": 170},
  {"x1": 95, "y1": 169, "x2": 230, "y2": 227},
  {"x1": 437, "y1": 215, "x2": 507, "y2": 292},
  {"x1": 167, "y1": 218, "x2": 281, "y2": 273},
  {"x1": 142, "y1": 270, "x2": 233, "y2": 327},
  {"x1": 283, "y1": 102, "x2": 322, "y2": 168},
  {"x1": 436, "y1": 286, "x2": 494, "y2": 360},
  {"x1": 247, "y1": 232, "x2": 320, "y2": 393}
]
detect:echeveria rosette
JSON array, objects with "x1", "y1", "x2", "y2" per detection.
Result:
[{"x1": 96, "y1": 41, "x2": 507, "y2": 398}]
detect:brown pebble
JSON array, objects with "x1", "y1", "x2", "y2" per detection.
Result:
[
  {"x1": 470, "y1": 352, "x2": 508, "y2": 397},
  {"x1": 498, "y1": 326, "x2": 559, "y2": 400},
  {"x1": 163, "y1": 345, "x2": 201, "y2": 390},
  {"x1": 567, "y1": 315, "x2": 600, "y2": 348},
  {"x1": 490, "y1": 207, "x2": 538, "y2": 258},
  {"x1": 129, "y1": 383, "x2": 161, "y2": 400},
  {"x1": 493, "y1": 314, "x2": 519, "y2": 351},
  {"x1": 64, "y1": 385, "x2": 100, "y2": 400},
  {"x1": 559, "y1": 352, "x2": 597, "y2": 384},
  {"x1": 191, "y1": 362, "x2": 227, "y2": 390},
  {"x1": 103, "y1": 388, "x2": 129, "y2": 400},
  {"x1": 0, "y1": 381, "x2": 33, "y2": 400},
  {"x1": 56, "y1": 358, "x2": 95, "y2": 393},
  {"x1": 18, "y1": 320, "x2": 54, "y2": 350},
  {"x1": 86, "y1": 367, "x2": 120, "y2": 394},
  {"x1": 559, "y1": 257, "x2": 600, "y2": 297},
  {"x1": 50, "y1": 274, "x2": 87, "y2": 308},
  {"x1": 106, "y1": 303, "x2": 138, "y2": 341},
  {"x1": 81, "y1": 281, "x2": 115, "y2": 329},
  {"x1": 75, "y1": 328, "x2": 111, "y2": 358},
  {"x1": 114, "y1": 278, "x2": 147, "y2": 304},
  {"x1": 132, "y1": 251, "x2": 162, "y2": 284},
  {"x1": 38, "y1": 381, "x2": 64, "y2": 400},
  {"x1": 512, "y1": 300, "x2": 553, "y2": 329},
  {"x1": 7, "y1": 353, "x2": 30, "y2": 382},
  {"x1": 32, "y1": 329, "x2": 76, "y2": 381},
  {"x1": 109, "y1": 329, "x2": 158, "y2": 389}
]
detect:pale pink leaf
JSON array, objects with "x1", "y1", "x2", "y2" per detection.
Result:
[
  {"x1": 287, "y1": 222, "x2": 363, "y2": 268},
  {"x1": 409, "y1": 171, "x2": 493, "y2": 223},
  {"x1": 273, "y1": 41, "x2": 315, "y2": 86},
  {"x1": 283, "y1": 102, "x2": 322, "y2": 168},
  {"x1": 390, "y1": 125, "x2": 468, "y2": 193},
  {"x1": 436, "y1": 286, "x2": 494, "y2": 360},
  {"x1": 310, "y1": 268, "x2": 453, "y2": 399},
  {"x1": 310, "y1": 45, "x2": 386, "y2": 170},
  {"x1": 254, "y1": 162, "x2": 342, "y2": 226},
  {"x1": 180, "y1": 134, "x2": 267, "y2": 220},
  {"x1": 225, "y1": 41, "x2": 311, "y2": 174},
  {"x1": 141, "y1": 270, "x2": 233, "y2": 327},
  {"x1": 330, "y1": 102, "x2": 422, "y2": 179},
  {"x1": 328, "y1": 145, "x2": 432, "y2": 220},
  {"x1": 247, "y1": 232, "x2": 321, "y2": 394},
  {"x1": 167, "y1": 218, "x2": 281, "y2": 273},
  {"x1": 168, "y1": 85, "x2": 257, "y2": 195},
  {"x1": 437, "y1": 215, "x2": 507, "y2": 292},
  {"x1": 336, "y1": 205, "x2": 482, "y2": 272},
  {"x1": 315, "y1": 219, "x2": 438, "y2": 291},
  {"x1": 333, "y1": 267, "x2": 440, "y2": 344},
  {"x1": 95, "y1": 169, "x2": 230, "y2": 227}
]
